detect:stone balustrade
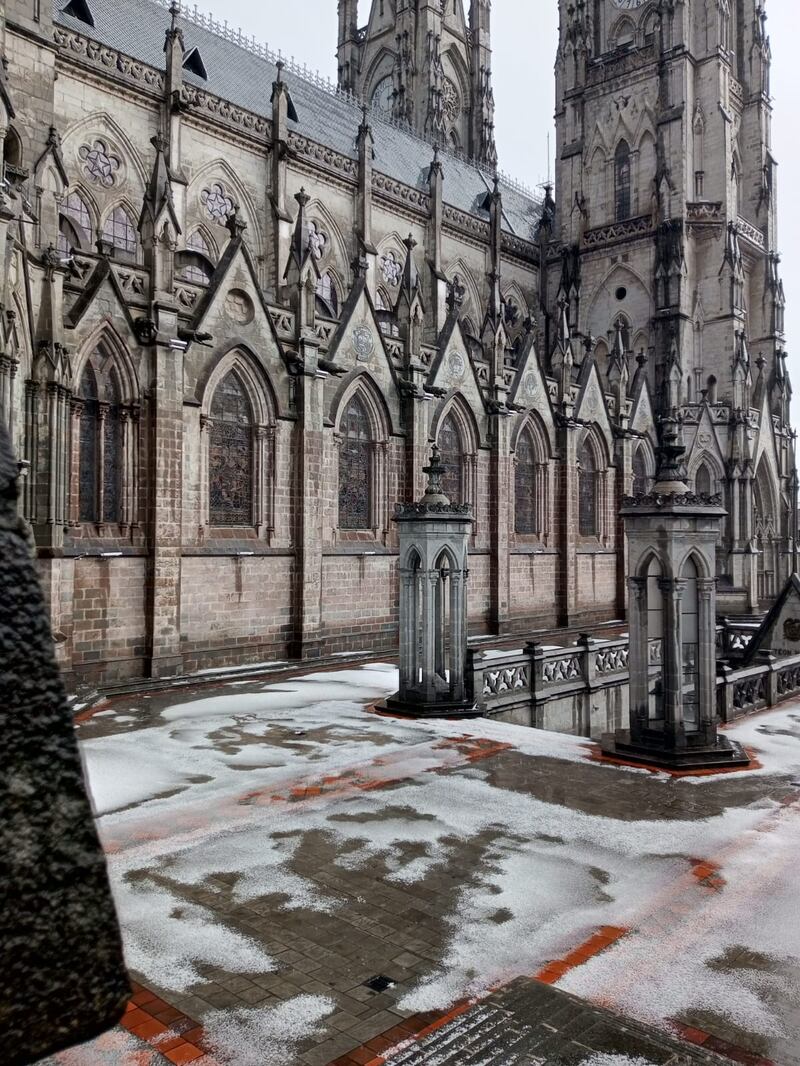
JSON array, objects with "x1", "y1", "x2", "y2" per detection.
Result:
[{"x1": 469, "y1": 629, "x2": 800, "y2": 737}]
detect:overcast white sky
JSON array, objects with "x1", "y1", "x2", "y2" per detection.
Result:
[{"x1": 217, "y1": 1, "x2": 798, "y2": 401}]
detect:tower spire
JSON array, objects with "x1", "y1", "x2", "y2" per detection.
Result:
[{"x1": 340, "y1": 0, "x2": 495, "y2": 164}]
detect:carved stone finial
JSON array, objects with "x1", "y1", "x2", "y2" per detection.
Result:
[
  {"x1": 151, "y1": 131, "x2": 168, "y2": 155},
  {"x1": 419, "y1": 444, "x2": 450, "y2": 507},
  {"x1": 653, "y1": 414, "x2": 689, "y2": 495},
  {"x1": 295, "y1": 187, "x2": 310, "y2": 210},
  {"x1": 226, "y1": 205, "x2": 247, "y2": 239}
]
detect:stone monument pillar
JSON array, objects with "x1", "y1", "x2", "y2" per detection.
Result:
[
  {"x1": 602, "y1": 417, "x2": 749, "y2": 769},
  {"x1": 383, "y1": 446, "x2": 479, "y2": 718}
]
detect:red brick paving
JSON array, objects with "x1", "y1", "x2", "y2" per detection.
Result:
[{"x1": 119, "y1": 982, "x2": 212, "y2": 1065}]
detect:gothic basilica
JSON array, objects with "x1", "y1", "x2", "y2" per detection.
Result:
[{"x1": 0, "y1": 0, "x2": 794, "y2": 684}]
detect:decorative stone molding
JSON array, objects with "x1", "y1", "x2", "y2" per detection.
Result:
[
  {"x1": 180, "y1": 85, "x2": 269, "y2": 137},
  {"x1": 583, "y1": 215, "x2": 653, "y2": 249},
  {"x1": 736, "y1": 216, "x2": 766, "y2": 251},
  {"x1": 686, "y1": 201, "x2": 723, "y2": 223},
  {"x1": 288, "y1": 132, "x2": 357, "y2": 180},
  {"x1": 54, "y1": 28, "x2": 165, "y2": 94}
]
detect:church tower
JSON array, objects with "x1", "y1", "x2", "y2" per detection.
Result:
[
  {"x1": 553, "y1": 0, "x2": 794, "y2": 609},
  {"x1": 337, "y1": 0, "x2": 497, "y2": 166}
]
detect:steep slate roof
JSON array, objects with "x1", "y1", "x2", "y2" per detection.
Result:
[{"x1": 52, "y1": 0, "x2": 542, "y2": 241}]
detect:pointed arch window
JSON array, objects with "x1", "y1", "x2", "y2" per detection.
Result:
[
  {"x1": 339, "y1": 395, "x2": 372, "y2": 530},
  {"x1": 102, "y1": 205, "x2": 137, "y2": 261},
  {"x1": 438, "y1": 413, "x2": 464, "y2": 505},
  {"x1": 177, "y1": 233, "x2": 215, "y2": 285},
  {"x1": 615, "y1": 140, "x2": 632, "y2": 221},
  {"x1": 695, "y1": 463, "x2": 712, "y2": 497},
  {"x1": 578, "y1": 440, "x2": 599, "y2": 537},
  {"x1": 515, "y1": 427, "x2": 539, "y2": 534},
  {"x1": 315, "y1": 273, "x2": 339, "y2": 318},
  {"x1": 77, "y1": 361, "x2": 124, "y2": 525},
  {"x1": 209, "y1": 372, "x2": 254, "y2": 527},
  {"x1": 59, "y1": 191, "x2": 92, "y2": 255},
  {"x1": 632, "y1": 447, "x2": 650, "y2": 497}
]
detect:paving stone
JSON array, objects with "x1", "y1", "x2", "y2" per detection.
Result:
[{"x1": 381, "y1": 982, "x2": 725, "y2": 1065}]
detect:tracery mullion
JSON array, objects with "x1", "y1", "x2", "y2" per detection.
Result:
[
  {"x1": 68, "y1": 397, "x2": 83, "y2": 526},
  {"x1": 96, "y1": 401, "x2": 108, "y2": 526}
]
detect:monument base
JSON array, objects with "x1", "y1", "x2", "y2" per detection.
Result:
[
  {"x1": 378, "y1": 692, "x2": 482, "y2": 720},
  {"x1": 601, "y1": 729, "x2": 751, "y2": 771}
]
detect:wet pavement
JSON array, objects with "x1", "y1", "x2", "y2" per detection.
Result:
[{"x1": 43, "y1": 666, "x2": 800, "y2": 1065}]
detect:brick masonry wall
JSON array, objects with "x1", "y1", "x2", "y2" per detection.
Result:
[
  {"x1": 69, "y1": 557, "x2": 147, "y2": 682},
  {"x1": 508, "y1": 553, "x2": 561, "y2": 630},
  {"x1": 180, "y1": 555, "x2": 295, "y2": 671}
]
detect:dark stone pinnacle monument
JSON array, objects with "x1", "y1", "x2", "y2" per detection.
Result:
[
  {"x1": 0, "y1": 423, "x2": 129, "y2": 1064},
  {"x1": 602, "y1": 416, "x2": 750, "y2": 770},
  {"x1": 381, "y1": 446, "x2": 480, "y2": 718}
]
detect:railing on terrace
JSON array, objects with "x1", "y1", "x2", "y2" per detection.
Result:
[
  {"x1": 470, "y1": 635, "x2": 661, "y2": 719},
  {"x1": 470, "y1": 626, "x2": 800, "y2": 726}
]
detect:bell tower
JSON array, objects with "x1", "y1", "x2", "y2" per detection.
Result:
[
  {"x1": 337, "y1": 0, "x2": 497, "y2": 166},
  {"x1": 553, "y1": 0, "x2": 794, "y2": 610}
]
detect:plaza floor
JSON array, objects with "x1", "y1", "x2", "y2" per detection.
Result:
[{"x1": 41, "y1": 664, "x2": 800, "y2": 1065}]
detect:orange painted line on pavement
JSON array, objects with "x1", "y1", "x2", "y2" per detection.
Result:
[
  {"x1": 585, "y1": 744, "x2": 763, "y2": 777},
  {"x1": 534, "y1": 925, "x2": 629, "y2": 985},
  {"x1": 670, "y1": 1020, "x2": 775, "y2": 1066}
]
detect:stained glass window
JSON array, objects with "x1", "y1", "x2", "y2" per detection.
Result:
[
  {"x1": 188, "y1": 229, "x2": 212, "y2": 256},
  {"x1": 515, "y1": 429, "x2": 537, "y2": 534},
  {"x1": 102, "y1": 372, "x2": 122, "y2": 523},
  {"x1": 201, "y1": 182, "x2": 234, "y2": 223},
  {"x1": 78, "y1": 363, "x2": 124, "y2": 524},
  {"x1": 177, "y1": 251, "x2": 214, "y2": 285},
  {"x1": 578, "y1": 441, "x2": 598, "y2": 537},
  {"x1": 615, "y1": 140, "x2": 632, "y2": 221},
  {"x1": 209, "y1": 372, "x2": 253, "y2": 527},
  {"x1": 438, "y1": 413, "x2": 463, "y2": 504},
  {"x1": 61, "y1": 191, "x2": 92, "y2": 248},
  {"x1": 79, "y1": 140, "x2": 120, "y2": 187},
  {"x1": 102, "y1": 206, "x2": 137, "y2": 259},
  {"x1": 632, "y1": 448, "x2": 650, "y2": 496},
  {"x1": 78, "y1": 370, "x2": 98, "y2": 523},
  {"x1": 315, "y1": 274, "x2": 338, "y2": 317},
  {"x1": 58, "y1": 219, "x2": 81, "y2": 257},
  {"x1": 339, "y1": 396, "x2": 371, "y2": 530}
]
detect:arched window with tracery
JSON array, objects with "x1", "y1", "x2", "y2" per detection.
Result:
[
  {"x1": 77, "y1": 361, "x2": 123, "y2": 525},
  {"x1": 78, "y1": 368, "x2": 98, "y2": 523},
  {"x1": 438, "y1": 412, "x2": 464, "y2": 504},
  {"x1": 615, "y1": 140, "x2": 632, "y2": 221},
  {"x1": 102, "y1": 205, "x2": 137, "y2": 261},
  {"x1": 632, "y1": 447, "x2": 650, "y2": 496},
  {"x1": 209, "y1": 372, "x2": 254, "y2": 527},
  {"x1": 578, "y1": 439, "x2": 599, "y2": 537},
  {"x1": 515, "y1": 427, "x2": 538, "y2": 534},
  {"x1": 339, "y1": 395, "x2": 372, "y2": 530}
]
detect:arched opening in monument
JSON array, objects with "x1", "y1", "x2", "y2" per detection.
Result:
[
  {"x1": 406, "y1": 548, "x2": 422, "y2": 690},
  {"x1": 681, "y1": 556, "x2": 700, "y2": 731},
  {"x1": 645, "y1": 555, "x2": 664, "y2": 724},
  {"x1": 434, "y1": 550, "x2": 453, "y2": 690}
]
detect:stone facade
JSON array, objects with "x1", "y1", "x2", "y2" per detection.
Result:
[{"x1": 0, "y1": 0, "x2": 794, "y2": 684}]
